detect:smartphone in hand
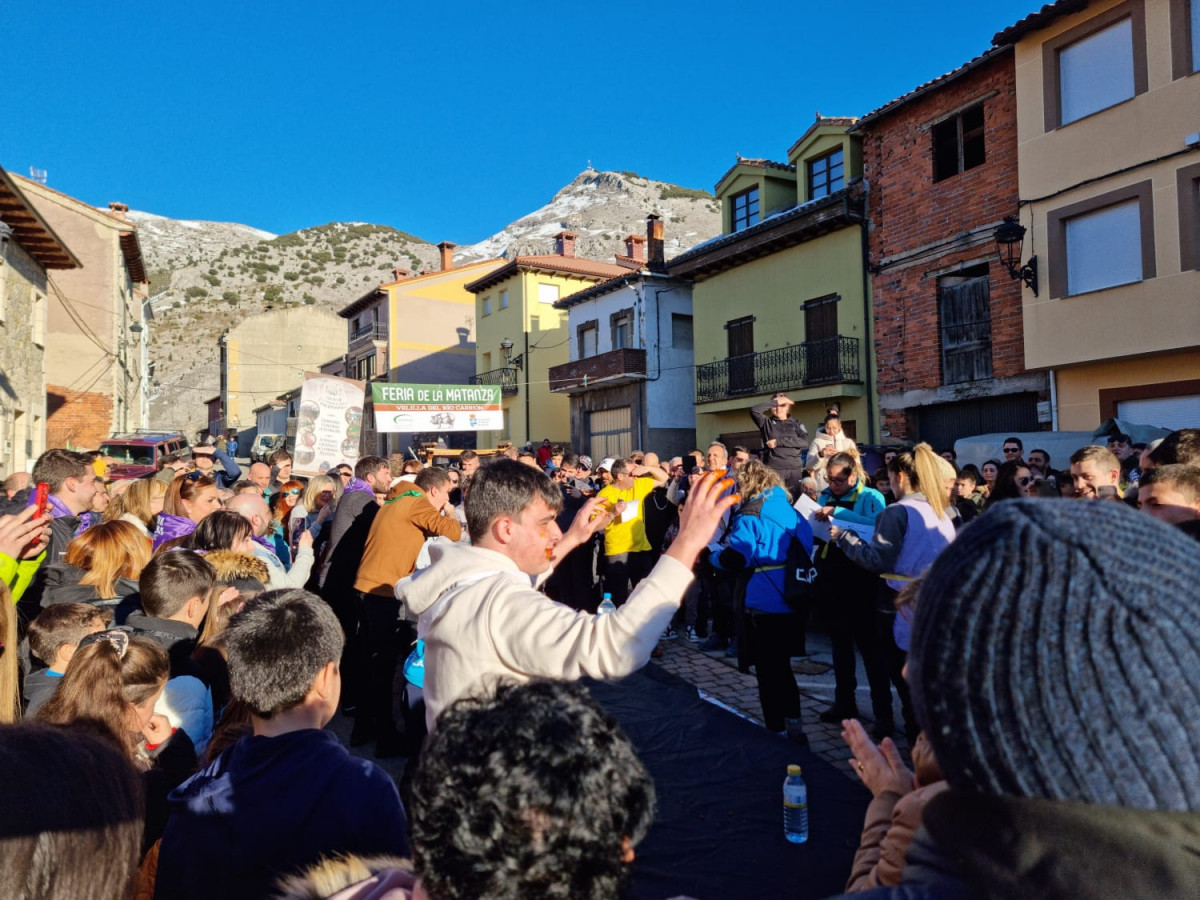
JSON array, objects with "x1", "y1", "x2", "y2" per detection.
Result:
[{"x1": 33, "y1": 482, "x2": 50, "y2": 518}]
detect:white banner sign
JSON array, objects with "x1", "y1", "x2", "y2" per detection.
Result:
[{"x1": 292, "y1": 373, "x2": 366, "y2": 476}]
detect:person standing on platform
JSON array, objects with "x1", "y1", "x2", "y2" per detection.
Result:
[{"x1": 750, "y1": 393, "x2": 809, "y2": 497}]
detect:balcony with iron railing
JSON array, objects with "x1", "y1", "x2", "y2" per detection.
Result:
[
  {"x1": 470, "y1": 366, "x2": 519, "y2": 396},
  {"x1": 548, "y1": 348, "x2": 647, "y2": 393},
  {"x1": 695, "y1": 336, "x2": 860, "y2": 404},
  {"x1": 349, "y1": 322, "x2": 388, "y2": 346}
]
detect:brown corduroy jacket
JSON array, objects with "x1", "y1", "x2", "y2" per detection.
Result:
[{"x1": 353, "y1": 484, "x2": 461, "y2": 596}]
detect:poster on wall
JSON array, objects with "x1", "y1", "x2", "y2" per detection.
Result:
[
  {"x1": 292, "y1": 373, "x2": 367, "y2": 476},
  {"x1": 371, "y1": 383, "x2": 503, "y2": 432}
]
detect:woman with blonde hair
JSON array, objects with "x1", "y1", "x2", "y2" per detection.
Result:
[
  {"x1": 829, "y1": 443, "x2": 955, "y2": 743},
  {"x1": 41, "y1": 520, "x2": 151, "y2": 624},
  {"x1": 288, "y1": 474, "x2": 340, "y2": 555},
  {"x1": 154, "y1": 472, "x2": 222, "y2": 549},
  {"x1": 710, "y1": 459, "x2": 814, "y2": 745},
  {"x1": 105, "y1": 476, "x2": 168, "y2": 538}
]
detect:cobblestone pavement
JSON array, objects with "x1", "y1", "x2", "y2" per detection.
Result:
[{"x1": 651, "y1": 629, "x2": 911, "y2": 782}]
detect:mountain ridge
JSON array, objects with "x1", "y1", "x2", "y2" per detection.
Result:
[{"x1": 138, "y1": 169, "x2": 722, "y2": 434}]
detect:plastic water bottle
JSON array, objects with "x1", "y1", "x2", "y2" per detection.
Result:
[
  {"x1": 783, "y1": 764, "x2": 809, "y2": 843},
  {"x1": 597, "y1": 592, "x2": 616, "y2": 615}
]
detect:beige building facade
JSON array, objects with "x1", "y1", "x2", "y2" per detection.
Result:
[
  {"x1": 997, "y1": 0, "x2": 1200, "y2": 429},
  {"x1": 468, "y1": 234, "x2": 631, "y2": 448},
  {"x1": 0, "y1": 168, "x2": 79, "y2": 473},
  {"x1": 16, "y1": 177, "x2": 150, "y2": 448},
  {"x1": 219, "y1": 306, "x2": 346, "y2": 436}
]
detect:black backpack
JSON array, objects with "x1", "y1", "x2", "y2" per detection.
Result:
[{"x1": 739, "y1": 498, "x2": 819, "y2": 610}]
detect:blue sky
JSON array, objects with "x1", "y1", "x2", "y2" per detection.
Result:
[{"x1": 3, "y1": 2, "x2": 1037, "y2": 244}]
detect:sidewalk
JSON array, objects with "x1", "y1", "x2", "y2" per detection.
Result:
[{"x1": 651, "y1": 629, "x2": 911, "y2": 782}]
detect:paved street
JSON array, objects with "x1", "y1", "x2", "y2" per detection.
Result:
[{"x1": 651, "y1": 628, "x2": 912, "y2": 781}]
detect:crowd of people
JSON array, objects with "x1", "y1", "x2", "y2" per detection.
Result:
[{"x1": 0, "y1": 405, "x2": 1197, "y2": 898}]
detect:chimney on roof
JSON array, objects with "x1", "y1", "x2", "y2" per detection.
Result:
[
  {"x1": 392, "y1": 267, "x2": 411, "y2": 282},
  {"x1": 108, "y1": 202, "x2": 128, "y2": 221},
  {"x1": 437, "y1": 241, "x2": 457, "y2": 271},
  {"x1": 624, "y1": 234, "x2": 647, "y2": 264},
  {"x1": 647, "y1": 215, "x2": 665, "y2": 272},
  {"x1": 554, "y1": 231, "x2": 577, "y2": 259}
]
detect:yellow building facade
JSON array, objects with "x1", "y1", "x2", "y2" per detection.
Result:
[
  {"x1": 670, "y1": 119, "x2": 878, "y2": 448},
  {"x1": 998, "y1": 0, "x2": 1200, "y2": 429},
  {"x1": 467, "y1": 234, "x2": 630, "y2": 446}
]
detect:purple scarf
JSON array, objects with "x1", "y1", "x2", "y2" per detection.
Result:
[
  {"x1": 343, "y1": 476, "x2": 375, "y2": 498},
  {"x1": 31, "y1": 492, "x2": 92, "y2": 536},
  {"x1": 153, "y1": 513, "x2": 196, "y2": 550}
]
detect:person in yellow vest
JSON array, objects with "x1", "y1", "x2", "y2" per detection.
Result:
[{"x1": 596, "y1": 458, "x2": 667, "y2": 606}]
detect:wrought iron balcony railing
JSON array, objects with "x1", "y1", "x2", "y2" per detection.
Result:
[
  {"x1": 695, "y1": 336, "x2": 860, "y2": 404},
  {"x1": 350, "y1": 322, "x2": 388, "y2": 345},
  {"x1": 470, "y1": 366, "x2": 519, "y2": 396}
]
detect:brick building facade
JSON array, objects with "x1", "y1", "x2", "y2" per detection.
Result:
[{"x1": 856, "y1": 47, "x2": 1049, "y2": 449}]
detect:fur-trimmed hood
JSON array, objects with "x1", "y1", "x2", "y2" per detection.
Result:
[
  {"x1": 274, "y1": 855, "x2": 421, "y2": 900},
  {"x1": 203, "y1": 550, "x2": 269, "y2": 592}
]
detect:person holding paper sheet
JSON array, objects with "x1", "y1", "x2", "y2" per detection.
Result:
[
  {"x1": 812, "y1": 452, "x2": 894, "y2": 739},
  {"x1": 829, "y1": 443, "x2": 955, "y2": 745}
]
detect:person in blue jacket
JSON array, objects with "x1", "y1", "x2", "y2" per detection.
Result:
[{"x1": 711, "y1": 459, "x2": 813, "y2": 746}]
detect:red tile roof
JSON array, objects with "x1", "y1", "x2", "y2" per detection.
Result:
[{"x1": 464, "y1": 255, "x2": 632, "y2": 294}]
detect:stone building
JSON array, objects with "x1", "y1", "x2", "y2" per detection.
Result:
[
  {"x1": 0, "y1": 167, "x2": 79, "y2": 472},
  {"x1": 16, "y1": 177, "x2": 150, "y2": 449}
]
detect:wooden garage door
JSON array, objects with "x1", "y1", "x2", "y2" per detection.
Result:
[{"x1": 587, "y1": 407, "x2": 632, "y2": 460}]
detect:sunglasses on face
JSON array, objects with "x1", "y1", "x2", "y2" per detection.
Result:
[
  {"x1": 285, "y1": 489, "x2": 300, "y2": 495},
  {"x1": 1003, "y1": 447, "x2": 1020, "y2": 454},
  {"x1": 1015, "y1": 476, "x2": 1033, "y2": 486}
]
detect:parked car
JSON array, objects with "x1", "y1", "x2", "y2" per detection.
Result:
[
  {"x1": 99, "y1": 432, "x2": 190, "y2": 481},
  {"x1": 251, "y1": 434, "x2": 286, "y2": 463}
]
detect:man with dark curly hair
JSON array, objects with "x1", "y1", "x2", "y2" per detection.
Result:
[{"x1": 413, "y1": 679, "x2": 655, "y2": 899}]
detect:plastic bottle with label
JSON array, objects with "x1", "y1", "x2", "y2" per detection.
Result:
[{"x1": 783, "y1": 764, "x2": 809, "y2": 843}]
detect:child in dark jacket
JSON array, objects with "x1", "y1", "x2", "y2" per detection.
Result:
[
  {"x1": 154, "y1": 588, "x2": 409, "y2": 900},
  {"x1": 23, "y1": 603, "x2": 110, "y2": 717}
]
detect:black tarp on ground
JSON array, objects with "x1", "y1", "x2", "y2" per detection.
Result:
[{"x1": 588, "y1": 666, "x2": 870, "y2": 900}]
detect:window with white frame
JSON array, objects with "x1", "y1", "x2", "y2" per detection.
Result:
[
  {"x1": 500, "y1": 289, "x2": 509, "y2": 309},
  {"x1": 482, "y1": 296, "x2": 491, "y2": 316},
  {"x1": 1058, "y1": 18, "x2": 1135, "y2": 124},
  {"x1": 1065, "y1": 199, "x2": 1144, "y2": 295},
  {"x1": 538, "y1": 283, "x2": 559, "y2": 305}
]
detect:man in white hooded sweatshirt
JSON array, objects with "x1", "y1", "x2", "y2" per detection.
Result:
[{"x1": 397, "y1": 459, "x2": 737, "y2": 732}]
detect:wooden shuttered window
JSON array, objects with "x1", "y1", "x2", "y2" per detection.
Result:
[{"x1": 938, "y1": 273, "x2": 993, "y2": 384}]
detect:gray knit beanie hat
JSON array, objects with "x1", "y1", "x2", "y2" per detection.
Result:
[{"x1": 910, "y1": 498, "x2": 1200, "y2": 811}]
